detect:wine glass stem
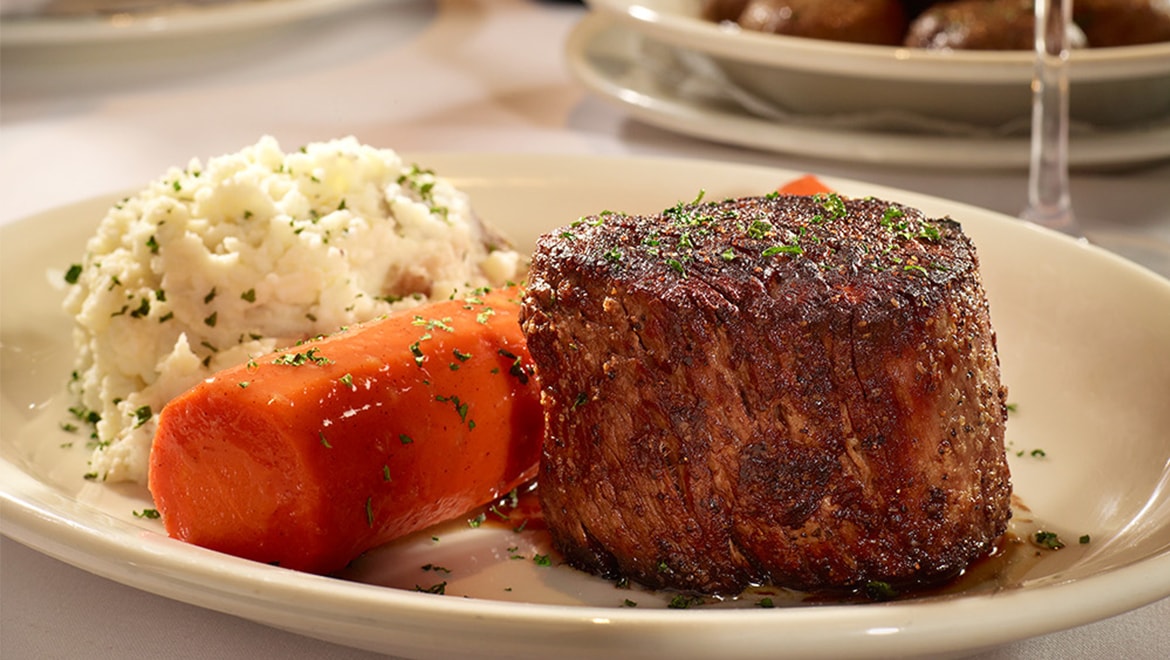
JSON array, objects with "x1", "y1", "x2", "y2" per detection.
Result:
[{"x1": 1025, "y1": 0, "x2": 1078, "y2": 235}]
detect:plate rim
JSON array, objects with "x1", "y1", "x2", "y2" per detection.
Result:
[
  {"x1": 583, "y1": 0, "x2": 1170, "y2": 82},
  {"x1": 6, "y1": 454, "x2": 1170, "y2": 658},
  {"x1": 3, "y1": 151, "x2": 1170, "y2": 659},
  {"x1": 0, "y1": 0, "x2": 386, "y2": 47},
  {"x1": 565, "y1": 13, "x2": 1170, "y2": 169}
]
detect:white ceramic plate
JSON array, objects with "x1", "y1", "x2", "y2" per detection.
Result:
[
  {"x1": 3, "y1": 153, "x2": 1170, "y2": 659},
  {"x1": 0, "y1": 0, "x2": 386, "y2": 46},
  {"x1": 567, "y1": 13, "x2": 1170, "y2": 169},
  {"x1": 584, "y1": 0, "x2": 1170, "y2": 128}
]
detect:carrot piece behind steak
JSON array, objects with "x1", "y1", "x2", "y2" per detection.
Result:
[
  {"x1": 777, "y1": 174, "x2": 833, "y2": 196},
  {"x1": 148, "y1": 287, "x2": 542, "y2": 574}
]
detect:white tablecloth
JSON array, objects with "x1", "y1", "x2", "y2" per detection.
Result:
[{"x1": 2, "y1": 1, "x2": 1168, "y2": 658}]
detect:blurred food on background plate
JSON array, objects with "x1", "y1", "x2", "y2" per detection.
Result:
[{"x1": 701, "y1": 0, "x2": 1170, "y2": 49}]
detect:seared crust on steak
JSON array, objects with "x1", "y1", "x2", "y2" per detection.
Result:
[{"x1": 519, "y1": 193, "x2": 1011, "y2": 595}]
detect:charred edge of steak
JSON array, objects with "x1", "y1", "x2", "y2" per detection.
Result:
[{"x1": 520, "y1": 193, "x2": 1012, "y2": 596}]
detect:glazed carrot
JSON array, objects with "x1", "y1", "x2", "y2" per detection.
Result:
[
  {"x1": 778, "y1": 174, "x2": 833, "y2": 196},
  {"x1": 148, "y1": 287, "x2": 543, "y2": 574}
]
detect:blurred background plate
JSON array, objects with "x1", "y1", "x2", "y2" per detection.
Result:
[
  {"x1": 0, "y1": 0, "x2": 389, "y2": 46},
  {"x1": 567, "y1": 13, "x2": 1170, "y2": 168},
  {"x1": 584, "y1": 0, "x2": 1170, "y2": 128}
]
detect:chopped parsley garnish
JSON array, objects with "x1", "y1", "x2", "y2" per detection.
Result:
[
  {"x1": 272, "y1": 347, "x2": 332, "y2": 366},
  {"x1": 69, "y1": 405, "x2": 101, "y2": 426},
  {"x1": 814, "y1": 192, "x2": 847, "y2": 219},
  {"x1": 131, "y1": 405, "x2": 152, "y2": 428},
  {"x1": 130, "y1": 297, "x2": 151, "y2": 318},
  {"x1": 747, "y1": 219, "x2": 774, "y2": 240},
  {"x1": 917, "y1": 223, "x2": 941, "y2": 242},
  {"x1": 667, "y1": 594, "x2": 704, "y2": 609},
  {"x1": 412, "y1": 316, "x2": 455, "y2": 333},
  {"x1": 864, "y1": 580, "x2": 899, "y2": 601},
  {"x1": 64, "y1": 264, "x2": 83, "y2": 284},
  {"x1": 498, "y1": 348, "x2": 530, "y2": 385},
  {"x1": 1034, "y1": 530, "x2": 1066, "y2": 550},
  {"x1": 762, "y1": 244, "x2": 802, "y2": 257},
  {"x1": 397, "y1": 164, "x2": 450, "y2": 221},
  {"x1": 881, "y1": 206, "x2": 904, "y2": 226},
  {"x1": 435, "y1": 394, "x2": 471, "y2": 426}
]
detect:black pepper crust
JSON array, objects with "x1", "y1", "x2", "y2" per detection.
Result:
[{"x1": 519, "y1": 193, "x2": 1012, "y2": 596}]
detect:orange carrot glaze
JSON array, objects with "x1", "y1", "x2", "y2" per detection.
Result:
[
  {"x1": 778, "y1": 174, "x2": 833, "y2": 196},
  {"x1": 148, "y1": 286, "x2": 543, "y2": 574}
]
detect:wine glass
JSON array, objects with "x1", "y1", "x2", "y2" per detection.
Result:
[
  {"x1": 1022, "y1": 0, "x2": 1170, "y2": 277},
  {"x1": 1021, "y1": 0, "x2": 1078, "y2": 237}
]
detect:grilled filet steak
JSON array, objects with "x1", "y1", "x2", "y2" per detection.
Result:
[{"x1": 519, "y1": 193, "x2": 1011, "y2": 595}]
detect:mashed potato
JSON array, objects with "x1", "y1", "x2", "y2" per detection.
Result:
[{"x1": 64, "y1": 136, "x2": 524, "y2": 484}]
